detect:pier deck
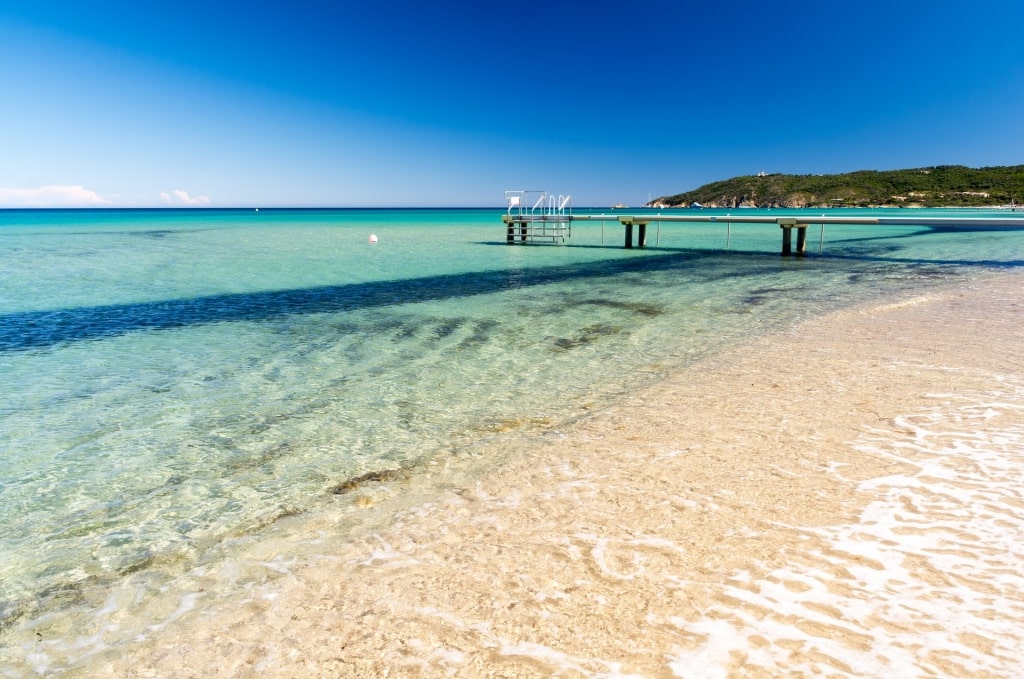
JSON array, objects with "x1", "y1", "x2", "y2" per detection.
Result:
[
  {"x1": 573, "y1": 213, "x2": 1024, "y2": 254},
  {"x1": 503, "y1": 193, "x2": 1024, "y2": 255}
]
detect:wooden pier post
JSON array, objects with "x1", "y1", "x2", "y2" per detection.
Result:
[
  {"x1": 778, "y1": 218, "x2": 809, "y2": 256},
  {"x1": 795, "y1": 225, "x2": 808, "y2": 255},
  {"x1": 779, "y1": 218, "x2": 795, "y2": 256},
  {"x1": 622, "y1": 218, "x2": 649, "y2": 248},
  {"x1": 506, "y1": 221, "x2": 515, "y2": 244}
]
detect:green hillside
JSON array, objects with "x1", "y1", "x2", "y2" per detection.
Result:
[{"x1": 651, "y1": 165, "x2": 1024, "y2": 208}]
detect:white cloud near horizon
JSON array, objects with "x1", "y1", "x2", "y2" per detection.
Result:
[
  {"x1": 160, "y1": 189, "x2": 210, "y2": 206},
  {"x1": 0, "y1": 185, "x2": 110, "y2": 207}
]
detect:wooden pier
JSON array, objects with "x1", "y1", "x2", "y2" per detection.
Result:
[
  {"x1": 503, "y1": 191, "x2": 1024, "y2": 255},
  {"x1": 577, "y1": 213, "x2": 1024, "y2": 255}
]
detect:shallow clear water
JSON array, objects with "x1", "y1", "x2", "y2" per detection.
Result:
[{"x1": 1, "y1": 206, "x2": 1023, "y2": 670}]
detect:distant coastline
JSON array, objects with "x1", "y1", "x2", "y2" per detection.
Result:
[{"x1": 648, "y1": 164, "x2": 1024, "y2": 210}]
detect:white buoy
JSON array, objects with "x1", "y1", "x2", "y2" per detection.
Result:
[{"x1": 368, "y1": 234, "x2": 378, "y2": 244}]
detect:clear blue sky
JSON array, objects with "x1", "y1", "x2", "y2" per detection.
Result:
[{"x1": 1, "y1": 1, "x2": 1022, "y2": 207}]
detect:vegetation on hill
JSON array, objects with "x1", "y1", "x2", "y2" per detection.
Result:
[{"x1": 650, "y1": 165, "x2": 1024, "y2": 208}]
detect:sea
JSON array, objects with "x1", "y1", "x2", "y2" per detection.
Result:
[{"x1": 1, "y1": 206, "x2": 1023, "y2": 675}]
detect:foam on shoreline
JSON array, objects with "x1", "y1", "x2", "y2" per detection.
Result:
[{"x1": 21, "y1": 273, "x2": 1024, "y2": 677}]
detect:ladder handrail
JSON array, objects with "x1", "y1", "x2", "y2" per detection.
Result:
[
  {"x1": 504, "y1": 189, "x2": 571, "y2": 218},
  {"x1": 531, "y1": 194, "x2": 547, "y2": 215}
]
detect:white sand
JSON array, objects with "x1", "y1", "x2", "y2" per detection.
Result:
[{"x1": 81, "y1": 274, "x2": 1024, "y2": 677}]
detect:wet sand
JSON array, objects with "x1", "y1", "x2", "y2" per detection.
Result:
[{"x1": 95, "y1": 274, "x2": 1024, "y2": 677}]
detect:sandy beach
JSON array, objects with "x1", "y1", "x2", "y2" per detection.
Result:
[{"x1": 85, "y1": 273, "x2": 1024, "y2": 678}]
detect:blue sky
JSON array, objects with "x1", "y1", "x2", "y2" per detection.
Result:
[{"x1": 1, "y1": 1, "x2": 1022, "y2": 207}]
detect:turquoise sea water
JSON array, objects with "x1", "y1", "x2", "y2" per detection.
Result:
[{"x1": 2, "y1": 206, "x2": 1023, "y2": 672}]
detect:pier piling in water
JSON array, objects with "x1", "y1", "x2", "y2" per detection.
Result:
[
  {"x1": 779, "y1": 218, "x2": 808, "y2": 256},
  {"x1": 620, "y1": 217, "x2": 649, "y2": 248}
]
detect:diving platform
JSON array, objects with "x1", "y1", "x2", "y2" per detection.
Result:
[
  {"x1": 502, "y1": 191, "x2": 1024, "y2": 255},
  {"x1": 503, "y1": 190, "x2": 573, "y2": 244}
]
